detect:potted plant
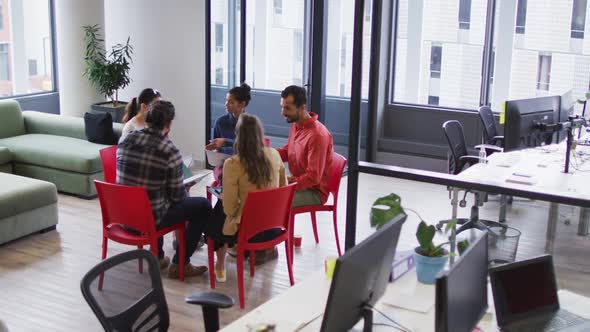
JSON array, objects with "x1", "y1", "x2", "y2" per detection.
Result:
[
  {"x1": 83, "y1": 24, "x2": 133, "y2": 122},
  {"x1": 414, "y1": 220, "x2": 469, "y2": 284}
]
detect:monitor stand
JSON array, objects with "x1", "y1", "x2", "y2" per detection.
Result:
[{"x1": 360, "y1": 306, "x2": 373, "y2": 332}]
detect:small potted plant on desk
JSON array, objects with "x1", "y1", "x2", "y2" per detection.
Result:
[
  {"x1": 83, "y1": 24, "x2": 133, "y2": 123},
  {"x1": 414, "y1": 220, "x2": 469, "y2": 284}
]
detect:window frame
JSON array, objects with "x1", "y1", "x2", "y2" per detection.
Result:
[
  {"x1": 0, "y1": 0, "x2": 59, "y2": 101},
  {"x1": 570, "y1": 0, "x2": 587, "y2": 39}
]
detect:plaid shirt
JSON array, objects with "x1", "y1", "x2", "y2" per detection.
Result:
[{"x1": 116, "y1": 128, "x2": 186, "y2": 224}]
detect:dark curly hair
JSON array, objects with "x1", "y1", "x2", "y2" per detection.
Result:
[{"x1": 228, "y1": 83, "x2": 251, "y2": 107}]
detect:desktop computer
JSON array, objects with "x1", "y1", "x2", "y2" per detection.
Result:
[
  {"x1": 320, "y1": 214, "x2": 406, "y2": 332},
  {"x1": 435, "y1": 231, "x2": 489, "y2": 332},
  {"x1": 504, "y1": 96, "x2": 559, "y2": 151}
]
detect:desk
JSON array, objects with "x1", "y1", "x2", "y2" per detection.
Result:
[
  {"x1": 221, "y1": 268, "x2": 590, "y2": 331},
  {"x1": 457, "y1": 143, "x2": 590, "y2": 253}
]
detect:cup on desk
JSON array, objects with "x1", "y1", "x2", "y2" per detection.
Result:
[
  {"x1": 293, "y1": 234, "x2": 302, "y2": 248},
  {"x1": 324, "y1": 256, "x2": 337, "y2": 280}
]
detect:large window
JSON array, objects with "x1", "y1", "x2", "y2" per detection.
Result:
[
  {"x1": 0, "y1": 0, "x2": 54, "y2": 97},
  {"x1": 393, "y1": 0, "x2": 487, "y2": 110},
  {"x1": 489, "y1": 0, "x2": 590, "y2": 110},
  {"x1": 245, "y1": 0, "x2": 305, "y2": 91},
  {"x1": 325, "y1": 0, "x2": 372, "y2": 98}
]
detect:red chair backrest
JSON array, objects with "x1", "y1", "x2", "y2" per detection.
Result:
[
  {"x1": 237, "y1": 183, "x2": 297, "y2": 243},
  {"x1": 99, "y1": 146, "x2": 118, "y2": 184},
  {"x1": 328, "y1": 152, "x2": 347, "y2": 198},
  {"x1": 94, "y1": 180, "x2": 157, "y2": 235}
]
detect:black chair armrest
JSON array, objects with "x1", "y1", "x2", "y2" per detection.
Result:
[
  {"x1": 186, "y1": 292, "x2": 234, "y2": 309},
  {"x1": 459, "y1": 155, "x2": 483, "y2": 167}
]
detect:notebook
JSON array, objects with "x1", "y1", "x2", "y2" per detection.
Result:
[{"x1": 489, "y1": 255, "x2": 590, "y2": 332}]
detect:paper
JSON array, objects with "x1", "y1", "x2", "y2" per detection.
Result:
[
  {"x1": 183, "y1": 173, "x2": 209, "y2": 187},
  {"x1": 206, "y1": 149, "x2": 231, "y2": 167},
  {"x1": 381, "y1": 279, "x2": 435, "y2": 313},
  {"x1": 559, "y1": 290, "x2": 590, "y2": 319}
]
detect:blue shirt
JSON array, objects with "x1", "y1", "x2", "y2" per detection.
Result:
[{"x1": 213, "y1": 112, "x2": 239, "y2": 155}]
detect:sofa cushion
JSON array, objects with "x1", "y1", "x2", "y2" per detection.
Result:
[
  {"x1": 0, "y1": 172, "x2": 57, "y2": 220},
  {"x1": 0, "y1": 134, "x2": 108, "y2": 173},
  {"x1": 84, "y1": 112, "x2": 118, "y2": 145},
  {"x1": 23, "y1": 111, "x2": 87, "y2": 140},
  {"x1": 0, "y1": 146, "x2": 11, "y2": 165},
  {"x1": 0, "y1": 100, "x2": 25, "y2": 139}
]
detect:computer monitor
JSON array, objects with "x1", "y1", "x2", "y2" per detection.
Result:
[
  {"x1": 320, "y1": 214, "x2": 407, "y2": 332},
  {"x1": 504, "y1": 96, "x2": 560, "y2": 151},
  {"x1": 435, "y1": 231, "x2": 488, "y2": 332}
]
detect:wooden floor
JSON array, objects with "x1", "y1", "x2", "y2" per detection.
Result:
[{"x1": 0, "y1": 171, "x2": 589, "y2": 331}]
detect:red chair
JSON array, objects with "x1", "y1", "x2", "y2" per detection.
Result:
[
  {"x1": 207, "y1": 183, "x2": 297, "y2": 308},
  {"x1": 291, "y1": 152, "x2": 347, "y2": 257},
  {"x1": 94, "y1": 180, "x2": 186, "y2": 287},
  {"x1": 99, "y1": 146, "x2": 117, "y2": 184}
]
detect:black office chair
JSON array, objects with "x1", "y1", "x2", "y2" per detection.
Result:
[
  {"x1": 81, "y1": 249, "x2": 234, "y2": 332},
  {"x1": 478, "y1": 106, "x2": 504, "y2": 149},
  {"x1": 439, "y1": 120, "x2": 507, "y2": 234},
  {"x1": 478, "y1": 106, "x2": 513, "y2": 217}
]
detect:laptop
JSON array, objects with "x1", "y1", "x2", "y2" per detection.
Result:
[{"x1": 489, "y1": 255, "x2": 590, "y2": 332}]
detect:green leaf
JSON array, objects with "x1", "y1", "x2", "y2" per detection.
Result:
[
  {"x1": 416, "y1": 221, "x2": 436, "y2": 252},
  {"x1": 370, "y1": 193, "x2": 405, "y2": 229},
  {"x1": 444, "y1": 219, "x2": 457, "y2": 234},
  {"x1": 457, "y1": 240, "x2": 470, "y2": 255}
]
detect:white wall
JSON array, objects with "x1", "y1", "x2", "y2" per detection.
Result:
[{"x1": 104, "y1": 0, "x2": 207, "y2": 162}]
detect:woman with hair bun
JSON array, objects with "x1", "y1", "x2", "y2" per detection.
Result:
[
  {"x1": 206, "y1": 83, "x2": 251, "y2": 154},
  {"x1": 119, "y1": 88, "x2": 161, "y2": 143}
]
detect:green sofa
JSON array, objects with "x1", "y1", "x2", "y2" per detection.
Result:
[
  {"x1": 0, "y1": 99, "x2": 123, "y2": 198},
  {"x1": 0, "y1": 172, "x2": 58, "y2": 245}
]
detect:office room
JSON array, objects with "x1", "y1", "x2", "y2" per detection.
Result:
[{"x1": 1, "y1": 0, "x2": 589, "y2": 331}]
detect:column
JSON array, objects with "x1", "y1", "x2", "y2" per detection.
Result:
[{"x1": 55, "y1": 0, "x2": 104, "y2": 117}]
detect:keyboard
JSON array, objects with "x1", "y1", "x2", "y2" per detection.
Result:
[{"x1": 505, "y1": 310, "x2": 588, "y2": 332}]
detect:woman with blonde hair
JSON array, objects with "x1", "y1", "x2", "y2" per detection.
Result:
[{"x1": 206, "y1": 113, "x2": 287, "y2": 282}]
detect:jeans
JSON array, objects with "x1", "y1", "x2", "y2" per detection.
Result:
[{"x1": 157, "y1": 197, "x2": 211, "y2": 264}]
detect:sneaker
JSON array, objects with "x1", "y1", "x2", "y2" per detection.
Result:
[
  {"x1": 197, "y1": 235, "x2": 206, "y2": 249},
  {"x1": 159, "y1": 257, "x2": 170, "y2": 269},
  {"x1": 168, "y1": 263, "x2": 208, "y2": 279},
  {"x1": 254, "y1": 247, "x2": 279, "y2": 266},
  {"x1": 215, "y1": 267, "x2": 227, "y2": 283}
]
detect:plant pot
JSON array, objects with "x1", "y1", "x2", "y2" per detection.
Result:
[
  {"x1": 90, "y1": 101, "x2": 127, "y2": 123},
  {"x1": 413, "y1": 247, "x2": 448, "y2": 284}
]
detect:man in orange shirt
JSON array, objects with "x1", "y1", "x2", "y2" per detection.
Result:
[
  {"x1": 277, "y1": 85, "x2": 333, "y2": 207},
  {"x1": 231, "y1": 85, "x2": 334, "y2": 265}
]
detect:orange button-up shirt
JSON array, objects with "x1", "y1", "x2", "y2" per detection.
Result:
[{"x1": 277, "y1": 113, "x2": 333, "y2": 203}]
